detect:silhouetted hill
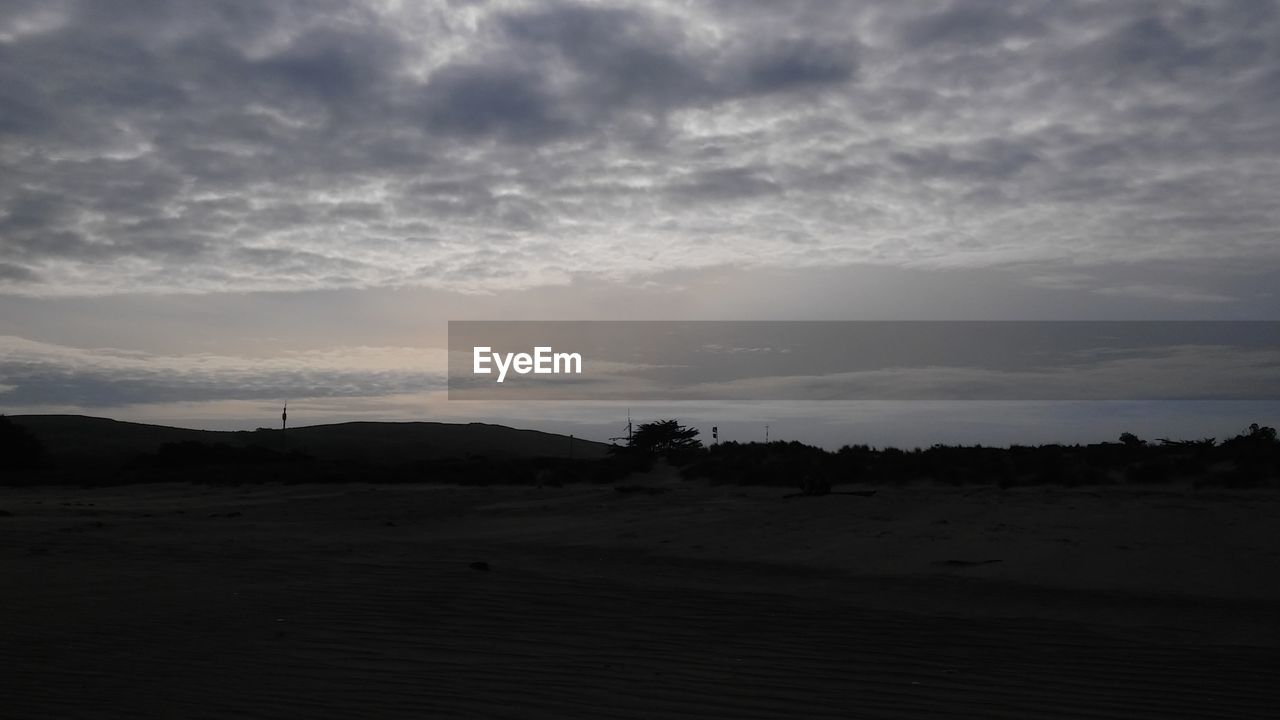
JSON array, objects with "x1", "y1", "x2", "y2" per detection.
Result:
[{"x1": 7, "y1": 415, "x2": 608, "y2": 474}]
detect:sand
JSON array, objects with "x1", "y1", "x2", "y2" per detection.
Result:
[{"x1": 3, "y1": 477, "x2": 1279, "y2": 718}]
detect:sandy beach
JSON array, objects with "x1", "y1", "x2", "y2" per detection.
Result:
[{"x1": 4, "y1": 477, "x2": 1279, "y2": 718}]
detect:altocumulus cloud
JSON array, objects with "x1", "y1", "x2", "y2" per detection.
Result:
[{"x1": 0, "y1": 0, "x2": 1278, "y2": 296}]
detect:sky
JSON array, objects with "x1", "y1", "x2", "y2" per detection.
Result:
[{"x1": 2, "y1": 0, "x2": 1279, "y2": 446}]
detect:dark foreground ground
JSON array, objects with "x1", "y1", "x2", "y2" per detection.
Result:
[{"x1": 3, "y1": 477, "x2": 1279, "y2": 719}]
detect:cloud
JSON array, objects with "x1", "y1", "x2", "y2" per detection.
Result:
[
  {"x1": 897, "y1": 0, "x2": 1047, "y2": 48},
  {"x1": 1093, "y1": 284, "x2": 1237, "y2": 305},
  {"x1": 0, "y1": 261, "x2": 38, "y2": 282},
  {"x1": 674, "y1": 345, "x2": 1280, "y2": 401},
  {"x1": 0, "y1": 336, "x2": 445, "y2": 407},
  {"x1": 0, "y1": 0, "x2": 1277, "y2": 296}
]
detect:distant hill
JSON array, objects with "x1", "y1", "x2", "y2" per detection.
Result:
[{"x1": 7, "y1": 415, "x2": 610, "y2": 473}]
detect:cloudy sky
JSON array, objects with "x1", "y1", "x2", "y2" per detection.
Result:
[{"x1": 2, "y1": 0, "x2": 1278, "y2": 444}]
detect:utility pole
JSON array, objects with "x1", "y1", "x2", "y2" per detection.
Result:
[
  {"x1": 281, "y1": 402, "x2": 288, "y2": 431},
  {"x1": 609, "y1": 409, "x2": 635, "y2": 447}
]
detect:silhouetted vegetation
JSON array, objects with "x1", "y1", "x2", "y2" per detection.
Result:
[
  {"x1": 614, "y1": 419, "x2": 703, "y2": 464},
  {"x1": 680, "y1": 440, "x2": 833, "y2": 488},
  {"x1": 3, "y1": 415, "x2": 1277, "y2": 489},
  {"x1": 680, "y1": 424, "x2": 1279, "y2": 490}
]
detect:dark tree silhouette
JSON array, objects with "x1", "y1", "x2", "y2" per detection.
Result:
[
  {"x1": 1246, "y1": 423, "x2": 1277, "y2": 443},
  {"x1": 1223, "y1": 423, "x2": 1278, "y2": 449},
  {"x1": 629, "y1": 419, "x2": 703, "y2": 455},
  {"x1": 1119, "y1": 432, "x2": 1145, "y2": 448}
]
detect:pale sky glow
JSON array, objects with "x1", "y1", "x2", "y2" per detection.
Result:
[{"x1": 2, "y1": 0, "x2": 1279, "y2": 442}]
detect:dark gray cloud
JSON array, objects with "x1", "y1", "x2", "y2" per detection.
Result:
[
  {"x1": 0, "y1": 0, "x2": 1277, "y2": 297},
  {"x1": 0, "y1": 262, "x2": 38, "y2": 282},
  {"x1": 418, "y1": 3, "x2": 858, "y2": 143},
  {"x1": 898, "y1": 0, "x2": 1047, "y2": 48},
  {"x1": 666, "y1": 167, "x2": 782, "y2": 203}
]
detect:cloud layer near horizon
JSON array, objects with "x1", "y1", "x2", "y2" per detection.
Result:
[
  {"x1": 3, "y1": 0, "x2": 1279, "y2": 296},
  {"x1": 0, "y1": 335, "x2": 444, "y2": 406}
]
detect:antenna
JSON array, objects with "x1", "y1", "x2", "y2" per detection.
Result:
[{"x1": 608, "y1": 408, "x2": 634, "y2": 446}]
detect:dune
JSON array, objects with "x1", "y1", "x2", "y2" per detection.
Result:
[{"x1": 3, "y1": 477, "x2": 1279, "y2": 718}]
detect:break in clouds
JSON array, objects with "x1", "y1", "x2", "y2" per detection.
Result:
[{"x1": 3, "y1": 0, "x2": 1280, "y2": 297}]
